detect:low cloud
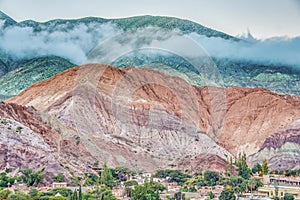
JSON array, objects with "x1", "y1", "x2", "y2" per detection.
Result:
[
  {"x1": 189, "y1": 33, "x2": 300, "y2": 67},
  {"x1": 0, "y1": 22, "x2": 120, "y2": 64},
  {"x1": 0, "y1": 19, "x2": 299, "y2": 69}
]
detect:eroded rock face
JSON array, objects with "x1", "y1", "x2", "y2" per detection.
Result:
[
  {"x1": 6, "y1": 64, "x2": 300, "y2": 170},
  {"x1": 249, "y1": 119, "x2": 300, "y2": 170},
  {"x1": 0, "y1": 116, "x2": 64, "y2": 181},
  {"x1": 0, "y1": 102, "x2": 96, "y2": 180}
]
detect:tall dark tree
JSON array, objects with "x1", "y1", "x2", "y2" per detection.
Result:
[
  {"x1": 100, "y1": 163, "x2": 115, "y2": 188},
  {"x1": 78, "y1": 185, "x2": 82, "y2": 200},
  {"x1": 262, "y1": 159, "x2": 269, "y2": 175},
  {"x1": 237, "y1": 153, "x2": 251, "y2": 179}
]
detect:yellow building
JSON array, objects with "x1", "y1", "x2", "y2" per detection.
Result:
[{"x1": 258, "y1": 185, "x2": 300, "y2": 199}]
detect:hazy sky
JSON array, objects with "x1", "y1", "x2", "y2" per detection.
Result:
[{"x1": 1, "y1": 0, "x2": 300, "y2": 38}]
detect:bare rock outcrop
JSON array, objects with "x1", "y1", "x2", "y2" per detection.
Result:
[{"x1": 249, "y1": 119, "x2": 300, "y2": 170}]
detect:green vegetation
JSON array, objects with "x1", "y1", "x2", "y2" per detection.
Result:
[
  {"x1": 236, "y1": 153, "x2": 251, "y2": 179},
  {"x1": 29, "y1": 189, "x2": 42, "y2": 200},
  {"x1": 284, "y1": 193, "x2": 295, "y2": 200},
  {"x1": 131, "y1": 182, "x2": 165, "y2": 200},
  {"x1": 0, "y1": 56, "x2": 75, "y2": 101},
  {"x1": 252, "y1": 163, "x2": 262, "y2": 174},
  {"x1": 19, "y1": 168, "x2": 45, "y2": 187},
  {"x1": 99, "y1": 163, "x2": 115, "y2": 188},
  {"x1": 0, "y1": 171, "x2": 20, "y2": 187},
  {"x1": 0, "y1": 162, "x2": 298, "y2": 200},
  {"x1": 203, "y1": 171, "x2": 220, "y2": 186},
  {"x1": 219, "y1": 189, "x2": 236, "y2": 200},
  {"x1": 53, "y1": 173, "x2": 65, "y2": 183},
  {"x1": 261, "y1": 159, "x2": 269, "y2": 175},
  {"x1": 155, "y1": 169, "x2": 191, "y2": 185},
  {"x1": 93, "y1": 185, "x2": 117, "y2": 200},
  {"x1": 207, "y1": 191, "x2": 215, "y2": 199},
  {"x1": 9, "y1": 191, "x2": 31, "y2": 200},
  {"x1": 83, "y1": 173, "x2": 98, "y2": 186},
  {"x1": 0, "y1": 189, "x2": 11, "y2": 199}
]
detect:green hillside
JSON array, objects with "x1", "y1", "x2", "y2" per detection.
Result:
[{"x1": 0, "y1": 56, "x2": 75, "y2": 100}]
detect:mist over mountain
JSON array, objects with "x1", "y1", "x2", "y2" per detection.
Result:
[{"x1": 0, "y1": 13, "x2": 299, "y2": 66}]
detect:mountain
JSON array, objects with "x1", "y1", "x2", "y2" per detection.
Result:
[
  {"x1": 16, "y1": 15, "x2": 235, "y2": 40},
  {"x1": 0, "y1": 56, "x2": 75, "y2": 100},
  {"x1": 0, "y1": 11, "x2": 17, "y2": 27},
  {"x1": 1, "y1": 11, "x2": 299, "y2": 99},
  {"x1": 7, "y1": 64, "x2": 300, "y2": 171},
  {"x1": 6, "y1": 64, "x2": 232, "y2": 173}
]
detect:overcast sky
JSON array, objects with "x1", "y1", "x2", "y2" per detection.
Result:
[{"x1": 1, "y1": 0, "x2": 300, "y2": 38}]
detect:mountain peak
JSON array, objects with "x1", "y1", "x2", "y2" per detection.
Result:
[{"x1": 0, "y1": 10, "x2": 17, "y2": 26}]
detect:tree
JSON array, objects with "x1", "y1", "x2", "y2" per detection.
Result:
[
  {"x1": 0, "y1": 172, "x2": 19, "y2": 187},
  {"x1": 155, "y1": 169, "x2": 191, "y2": 185},
  {"x1": 124, "y1": 180, "x2": 138, "y2": 187},
  {"x1": 204, "y1": 171, "x2": 220, "y2": 186},
  {"x1": 219, "y1": 189, "x2": 236, "y2": 200},
  {"x1": 49, "y1": 197, "x2": 67, "y2": 200},
  {"x1": 8, "y1": 192, "x2": 31, "y2": 200},
  {"x1": 84, "y1": 173, "x2": 98, "y2": 186},
  {"x1": 208, "y1": 191, "x2": 215, "y2": 200},
  {"x1": 99, "y1": 163, "x2": 115, "y2": 188},
  {"x1": 73, "y1": 189, "x2": 78, "y2": 200},
  {"x1": 261, "y1": 160, "x2": 268, "y2": 175},
  {"x1": 237, "y1": 153, "x2": 251, "y2": 179},
  {"x1": 131, "y1": 183, "x2": 161, "y2": 200},
  {"x1": 284, "y1": 193, "x2": 295, "y2": 200},
  {"x1": 94, "y1": 185, "x2": 117, "y2": 200},
  {"x1": 29, "y1": 188, "x2": 42, "y2": 200},
  {"x1": 252, "y1": 163, "x2": 262, "y2": 174},
  {"x1": 53, "y1": 173, "x2": 65, "y2": 183},
  {"x1": 229, "y1": 157, "x2": 234, "y2": 175},
  {"x1": 19, "y1": 168, "x2": 45, "y2": 187},
  {"x1": 0, "y1": 189, "x2": 11, "y2": 200},
  {"x1": 226, "y1": 176, "x2": 247, "y2": 195},
  {"x1": 78, "y1": 185, "x2": 82, "y2": 200},
  {"x1": 145, "y1": 182, "x2": 165, "y2": 193}
]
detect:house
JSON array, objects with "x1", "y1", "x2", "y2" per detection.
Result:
[
  {"x1": 258, "y1": 175, "x2": 300, "y2": 199},
  {"x1": 52, "y1": 182, "x2": 67, "y2": 189},
  {"x1": 258, "y1": 185, "x2": 300, "y2": 199}
]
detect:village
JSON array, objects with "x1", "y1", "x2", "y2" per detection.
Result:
[{"x1": 1, "y1": 156, "x2": 300, "y2": 200}]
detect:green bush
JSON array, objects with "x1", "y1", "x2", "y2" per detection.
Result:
[
  {"x1": 0, "y1": 189, "x2": 11, "y2": 199},
  {"x1": 219, "y1": 189, "x2": 236, "y2": 200},
  {"x1": 204, "y1": 171, "x2": 220, "y2": 186},
  {"x1": 8, "y1": 192, "x2": 31, "y2": 200}
]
